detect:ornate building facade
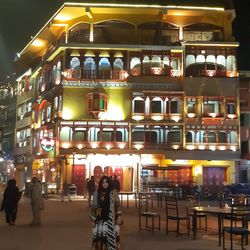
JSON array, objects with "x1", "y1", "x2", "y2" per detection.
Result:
[{"x1": 14, "y1": 1, "x2": 240, "y2": 194}]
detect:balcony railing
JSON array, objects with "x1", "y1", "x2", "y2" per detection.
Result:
[
  {"x1": 63, "y1": 69, "x2": 128, "y2": 81},
  {"x1": 186, "y1": 69, "x2": 238, "y2": 78}
]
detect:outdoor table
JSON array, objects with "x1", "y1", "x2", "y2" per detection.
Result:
[
  {"x1": 119, "y1": 192, "x2": 137, "y2": 208},
  {"x1": 191, "y1": 206, "x2": 250, "y2": 246}
]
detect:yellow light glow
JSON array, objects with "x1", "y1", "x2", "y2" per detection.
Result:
[
  {"x1": 209, "y1": 113, "x2": 217, "y2": 118},
  {"x1": 91, "y1": 142, "x2": 98, "y2": 149},
  {"x1": 118, "y1": 143, "x2": 125, "y2": 149},
  {"x1": 183, "y1": 42, "x2": 239, "y2": 47},
  {"x1": 172, "y1": 145, "x2": 180, "y2": 150},
  {"x1": 135, "y1": 144, "x2": 143, "y2": 150},
  {"x1": 151, "y1": 115, "x2": 163, "y2": 121},
  {"x1": 219, "y1": 146, "x2": 226, "y2": 151},
  {"x1": 187, "y1": 113, "x2": 196, "y2": 118},
  {"x1": 99, "y1": 105, "x2": 124, "y2": 121},
  {"x1": 227, "y1": 114, "x2": 236, "y2": 119},
  {"x1": 65, "y1": 2, "x2": 224, "y2": 11},
  {"x1": 172, "y1": 115, "x2": 181, "y2": 122},
  {"x1": 62, "y1": 143, "x2": 70, "y2": 149},
  {"x1": 230, "y1": 146, "x2": 237, "y2": 152},
  {"x1": 132, "y1": 115, "x2": 144, "y2": 121},
  {"x1": 54, "y1": 14, "x2": 72, "y2": 21},
  {"x1": 194, "y1": 165, "x2": 202, "y2": 176},
  {"x1": 62, "y1": 108, "x2": 73, "y2": 120},
  {"x1": 198, "y1": 145, "x2": 205, "y2": 150},
  {"x1": 186, "y1": 145, "x2": 195, "y2": 150},
  {"x1": 106, "y1": 144, "x2": 111, "y2": 150},
  {"x1": 209, "y1": 146, "x2": 216, "y2": 151},
  {"x1": 32, "y1": 39, "x2": 45, "y2": 47},
  {"x1": 77, "y1": 144, "x2": 83, "y2": 149},
  {"x1": 51, "y1": 168, "x2": 56, "y2": 172}
]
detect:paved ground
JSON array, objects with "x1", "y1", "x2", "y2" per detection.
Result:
[{"x1": 0, "y1": 196, "x2": 246, "y2": 250}]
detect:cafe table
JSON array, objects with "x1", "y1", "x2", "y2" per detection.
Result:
[{"x1": 191, "y1": 206, "x2": 250, "y2": 246}]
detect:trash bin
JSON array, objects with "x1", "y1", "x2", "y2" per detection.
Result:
[{"x1": 69, "y1": 184, "x2": 77, "y2": 196}]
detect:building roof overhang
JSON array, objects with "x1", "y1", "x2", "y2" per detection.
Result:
[{"x1": 16, "y1": 1, "x2": 226, "y2": 64}]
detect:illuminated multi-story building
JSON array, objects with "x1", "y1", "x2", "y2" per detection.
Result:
[
  {"x1": 0, "y1": 79, "x2": 16, "y2": 183},
  {"x1": 14, "y1": 1, "x2": 240, "y2": 194},
  {"x1": 238, "y1": 71, "x2": 250, "y2": 183}
]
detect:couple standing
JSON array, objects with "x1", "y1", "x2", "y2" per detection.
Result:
[{"x1": 1, "y1": 177, "x2": 44, "y2": 226}]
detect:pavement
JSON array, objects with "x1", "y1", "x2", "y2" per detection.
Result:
[{"x1": 0, "y1": 196, "x2": 247, "y2": 250}]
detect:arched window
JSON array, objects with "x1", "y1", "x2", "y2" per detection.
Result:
[
  {"x1": 70, "y1": 57, "x2": 80, "y2": 70},
  {"x1": 170, "y1": 98, "x2": 182, "y2": 114},
  {"x1": 133, "y1": 97, "x2": 144, "y2": 113},
  {"x1": 218, "y1": 131, "x2": 227, "y2": 143},
  {"x1": 168, "y1": 126, "x2": 181, "y2": 143},
  {"x1": 217, "y1": 55, "x2": 226, "y2": 67},
  {"x1": 207, "y1": 132, "x2": 216, "y2": 143},
  {"x1": 206, "y1": 55, "x2": 216, "y2": 64},
  {"x1": 196, "y1": 55, "x2": 205, "y2": 63},
  {"x1": 228, "y1": 131, "x2": 237, "y2": 144},
  {"x1": 132, "y1": 126, "x2": 144, "y2": 142},
  {"x1": 84, "y1": 57, "x2": 96, "y2": 70},
  {"x1": 60, "y1": 127, "x2": 73, "y2": 142},
  {"x1": 56, "y1": 61, "x2": 61, "y2": 85},
  {"x1": 113, "y1": 58, "x2": 123, "y2": 70},
  {"x1": 227, "y1": 55, "x2": 236, "y2": 71},
  {"x1": 130, "y1": 57, "x2": 141, "y2": 76},
  {"x1": 138, "y1": 22, "x2": 178, "y2": 45},
  {"x1": 94, "y1": 20, "x2": 135, "y2": 44},
  {"x1": 186, "y1": 131, "x2": 194, "y2": 143},
  {"x1": 197, "y1": 131, "x2": 205, "y2": 143},
  {"x1": 186, "y1": 55, "x2": 195, "y2": 67},
  {"x1": 99, "y1": 58, "x2": 111, "y2": 70},
  {"x1": 69, "y1": 23, "x2": 90, "y2": 43},
  {"x1": 74, "y1": 128, "x2": 87, "y2": 142},
  {"x1": 142, "y1": 56, "x2": 151, "y2": 75},
  {"x1": 151, "y1": 97, "x2": 162, "y2": 113}
]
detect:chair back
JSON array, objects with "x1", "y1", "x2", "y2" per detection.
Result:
[
  {"x1": 138, "y1": 193, "x2": 151, "y2": 214},
  {"x1": 166, "y1": 196, "x2": 179, "y2": 218}
]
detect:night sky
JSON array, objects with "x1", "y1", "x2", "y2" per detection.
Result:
[{"x1": 0, "y1": 0, "x2": 249, "y2": 81}]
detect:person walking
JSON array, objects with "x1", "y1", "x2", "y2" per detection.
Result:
[
  {"x1": 90, "y1": 176, "x2": 122, "y2": 250},
  {"x1": 112, "y1": 175, "x2": 121, "y2": 192},
  {"x1": 0, "y1": 179, "x2": 22, "y2": 225},
  {"x1": 61, "y1": 181, "x2": 71, "y2": 202},
  {"x1": 30, "y1": 177, "x2": 44, "y2": 226},
  {"x1": 87, "y1": 176, "x2": 95, "y2": 207}
]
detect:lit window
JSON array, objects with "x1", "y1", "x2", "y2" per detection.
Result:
[{"x1": 87, "y1": 92, "x2": 108, "y2": 119}]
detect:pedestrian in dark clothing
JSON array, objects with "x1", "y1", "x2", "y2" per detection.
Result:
[
  {"x1": 87, "y1": 176, "x2": 95, "y2": 207},
  {"x1": 112, "y1": 175, "x2": 121, "y2": 192},
  {"x1": 1, "y1": 179, "x2": 22, "y2": 225}
]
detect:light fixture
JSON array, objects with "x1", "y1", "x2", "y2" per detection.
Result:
[
  {"x1": 219, "y1": 146, "x2": 226, "y2": 151},
  {"x1": 77, "y1": 144, "x2": 83, "y2": 149},
  {"x1": 187, "y1": 113, "x2": 196, "y2": 118},
  {"x1": 91, "y1": 142, "x2": 98, "y2": 149},
  {"x1": 135, "y1": 144, "x2": 143, "y2": 150},
  {"x1": 186, "y1": 145, "x2": 195, "y2": 150},
  {"x1": 209, "y1": 146, "x2": 216, "y2": 151},
  {"x1": 118, "y1": 143, "x2": 125, "y2": 149},
  {"x1": 172, "y1": 145, "x2": 180, "y2": 150},
  {"x1": 227, "y1": 114, "x2": 236, "y2": 119},
  {"x1": 230, "y1": 146, "x2": 237, "y2": 152},
  {"x1": 172, "y1": 116, "x2": 180, "y2": 122},
  {"x1": 62, "y1": 143, "x2": 70, "y2": 149},
  {"x1": 106, "y1": 144, "x2": 111, "y2": 150},
  {"x1": 198, "y1": 145, "x2": 205, "y2": 150}
]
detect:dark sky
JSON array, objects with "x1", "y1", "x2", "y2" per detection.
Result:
[{"x1": 0, "y1": 0, "x2": 249, "y2": 81}]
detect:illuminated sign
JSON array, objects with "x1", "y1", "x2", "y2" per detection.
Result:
[{"x1": 41, "y1": 138, "x2": 55, "y2": 152}]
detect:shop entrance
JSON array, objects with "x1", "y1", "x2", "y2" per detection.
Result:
[
  {"x1": 93, "y1": 166, "x2": 133, "y2": 191},
  {"x1": 203, "y1": 167, "x2": 227, "y2": 198},
  {"x1": 72, "y1": 165, "x2": 86, "y2": 195}
]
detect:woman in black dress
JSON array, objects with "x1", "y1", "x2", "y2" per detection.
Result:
[
  {"x1": 90, "y1": 176, "x2": 122, "y2": 250},
  {"x1": 1, "y1": 179, "x2": 22, "y2": 225}
]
